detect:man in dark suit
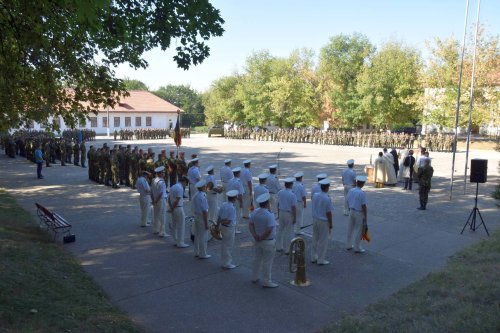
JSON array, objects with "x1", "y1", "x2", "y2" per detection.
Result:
[{"x1": 403, "y1": 150, "x2": 416, "y2": 190}]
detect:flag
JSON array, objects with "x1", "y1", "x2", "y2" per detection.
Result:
[{"x1": 173, "y1": 112, "x2": 181, "y2": 147}]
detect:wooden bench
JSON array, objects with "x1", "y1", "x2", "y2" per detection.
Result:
[{"x1": 35, "y1": 203, "x2": 75, "y2": 243}]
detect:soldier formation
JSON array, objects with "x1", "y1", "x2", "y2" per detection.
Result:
[
  {"x1": 113, "y1": 128, "x2": 191, "y2": 141},
  {"x1": 224, "y1": 128, "x2": 454, "y2": 152}
]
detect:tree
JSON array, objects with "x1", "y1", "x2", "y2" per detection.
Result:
[
  {"x1": 0, "y1": 0, "x2": 224, "y2": 131},
  {"x1": 318, "y1": 33, "x2": 375, "y2": 127},
  {"x1": 357, "y1": 41, "x2": 423, "y2": 129},
  {"x1": 423, "y1": 28, "x2": 500, "y2": 132},
  {"x1": 155, "y1": 84, "x2": 205, "y2": 127},
  {"x1": 203, "y1": 75, "x2": 244, "y2": 125},
  {"x1": 123, "y1": 78, "x2": 149, "y2": 91}
]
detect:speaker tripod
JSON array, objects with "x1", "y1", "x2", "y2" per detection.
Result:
[{"x1": 461, "y1": 182, "x2": 489, "y2": 236}]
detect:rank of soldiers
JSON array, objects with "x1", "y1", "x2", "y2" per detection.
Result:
[{"x1": 112, "y1": 128, "x2": 191, "y2": 141}]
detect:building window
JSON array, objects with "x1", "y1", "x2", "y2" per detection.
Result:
[
  {"x1": 135, "y1": 117, "x2": 141, "y2": 126},
  {"x1": 103, "y1": 117, "x2": 108, "y2": 128},
  {"x1": 114, "y1": 117, "x2": 120, "y2": 127},
  {"x1": 90, "y1": 117, "x2": 97, "y2": 128},
  {"x1": 125, "y1": 117, "x2": 131, "y2": 127},
  {"x1": 146, "y1": 116, "x2": 152, "y2": 127}
]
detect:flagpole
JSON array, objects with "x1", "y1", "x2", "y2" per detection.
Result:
[{"x1": 176, "y1": 109, "x2": 180, "y2": 157}]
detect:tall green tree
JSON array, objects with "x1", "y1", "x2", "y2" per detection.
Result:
[
  {"x1": 357, "y1": 41, "x2": 423, "y2": 129},
  {"x1": 123, "y1": 79, "x2": 149, "y2": 91},
  {"x1": 0, "y1": 0, "x2": 224, "y2": 131},
  {"x1": 203, "y1": 75, "x2": 244, "y2": 125},
  {"x1": 318, "y1": 33, "x2": 375, "y2": 127},
  {"x1": 155, "y1": 84, "x2": 205, "y2": 127}
]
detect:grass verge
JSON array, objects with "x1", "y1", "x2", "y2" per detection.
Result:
[
  {"x1": 322, "y1": 230, "x2": 500, "y2": 333},
  {"x1": 0, "y1": 189, "x2": 142, "y2": 333}
]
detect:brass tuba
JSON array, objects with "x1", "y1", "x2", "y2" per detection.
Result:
[
  {"x1": 288, "y1": 237, "x2": 310, "y2": 287},
  {"x1": 209, "y1": 221, "x2": 222, "y2": 240}
]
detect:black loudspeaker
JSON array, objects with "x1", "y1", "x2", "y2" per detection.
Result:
[{"x1": 470, "y1": 159, "x2": 487, "y2": 183}]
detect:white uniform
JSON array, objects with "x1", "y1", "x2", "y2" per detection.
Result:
[
  {"x1": 311, "y1": 191, "x2": 333, "y2": 263},
  {"x1": 136, "y1": 175, "x2": 151, "y2": 227},
  {"x1": 151, "y1": 176, "x2": 167, "y2": 237},
  {"x1": 226, "y1": 177, "x2": 244, "y2": 229},
  {"x1": 253, "y1": 184, "x2": 269, "y2": 207},
  {"x1": 292, "y1": 181, "x2": 306, "y2": 234},
  {"x1": 275, "y1": 188, "x2": 297, "y2": 252},
  {"x1": 341, "y1": 168, "x2": 356, "y2": 215},
  {"x1": 240, "y1": 167, "x2": 253, "y2": 218},
  {"x1": 205, "y1": 174, "x2": 219, "y2": 222},
  {"x1": 267, "y1": 174, "x2": 281, "y2": 215},
  {"x1": 169, "y1": 183, "x2": 188, "y2": 246},
  {"x1": 218, "y1": 201, "x2": 237, "y2": 267},
  {"x1": 187, "y1": 165, "x2": 201, "y2": 212},
  {"x1": 346, "y1": 187, "x2": 367, "y2": 251},
  {"x1": 220, "y1": 165, "x2": 234, "y2": 201},
  {"x1": 192, "y1": 190, "x2": 209, "y2": 257},
  {"x1": 250, "y1": 207, "x2": 277, "y2": 285}
]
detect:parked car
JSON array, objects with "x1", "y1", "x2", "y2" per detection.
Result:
[{"x1": 208, "y1": 125, "x2": 224, "y2": 137}]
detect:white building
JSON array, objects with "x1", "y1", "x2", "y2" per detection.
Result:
[{"x1": 30, "y1": 90, "x2": 183, "y2": 135}]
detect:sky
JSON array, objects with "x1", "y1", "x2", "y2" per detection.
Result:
[{"x1": 113, "y1": 0, "x2": 499, "y2": 93}]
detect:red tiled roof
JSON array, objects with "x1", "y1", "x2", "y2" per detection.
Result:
[{"x1": 107, "y1": 90, "x2": 182, "y2": 113}]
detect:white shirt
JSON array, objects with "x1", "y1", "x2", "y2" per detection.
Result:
[
  {"x1": 312, "y1": 191, "x2": 333, "y2": 221},
  {"x1": 342, "y1": 168, "x2": 357, "y2": 186},
  {"x1": 227, "y1": 177, "x2": 245, "y2": 195},
  {"x1": 188, "y1": 165, "x2": 201, "y2": 184},
  {"x1": 152, "y1": 177, "x2": 167, "y2": 200},
  {"x1": 241, "y1": 167, "x2": 252, "y2": 189},
  {"x1": 169, "y1": 183, "x2": 184, "y2": 207},
  {"x1": 267, "y1": 174, "x2": 281, "y2": 194},
  {"x1": 250, "y1": 207, "x2": 277, "y2": 239},
  {"x1": 277, "y1": 188, "x2": 297, "y2": 212},
  {"x1": 292, "y1": 181, "x2": 306, "y2": 202},
  {"x1": 253, "y1": 184, "x2": 269, "y2": 203},
  {"x1": 346, "y1": 187, "x2": 367, "y2": 211},
  {"x1": 220, "y1": 165, "x2": 234, "y2": 183},
  {"x1": 218, "y1": 201, "x2": 237, "y2": 226},
  {"x1": 136, "y1": 176, "x2": 150, "y2": 196},
  {"x1": 205, "y1": 174, "x2": 218, "y2": 194},
  {"x1": 192, "y1": 191, "x2": 209, "y2": 214},
  {"x1": 311, "y1": 183, "x2": 321, "y2": 201}
]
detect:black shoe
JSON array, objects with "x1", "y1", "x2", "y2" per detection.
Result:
[{"x1": 417, "y1": 206, "x2": 425, "y2": 210}]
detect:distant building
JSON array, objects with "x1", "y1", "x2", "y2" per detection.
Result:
[{"x1": 29, "y1": 90, "x2": 183, "y2": 135}]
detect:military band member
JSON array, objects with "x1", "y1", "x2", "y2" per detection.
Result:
[
  {"x1": 241, "y1": 159, "x2": 253, "y2": 219},
  {"x1": 226, "y1": 167, "x2": 244, "y2": 235},
  {"x1": 267, "y1": 165, "x2": 281, "y2": 216},
  {"x1": 219, "y1": 159, "x2": 234, "y2": 202},
  {"x1": 137, "y1": 171, "x2": 151, "y2": 227},
  {"x1": 168, "y1": 176, "x2": 190, "y2": 248},
  {"x1": 311, "y1": 178, "x2": 334, "y2": 265},
  {"x1": 253, "y1": 173, "x2": 270, "y2": 207},
  {"x1": 192, "y1": 179, "x2": 211, "y2": 259},
  {"x1": 249, "y1": 192, "x2": 278, "y2": 288},
  {"x1": 217, "y1": 190, "x2": 239, "y2": 269},
  {"x1": 152, "y1": 166, "x2": 168, "y2": 237},
  {"x1": 187, "y1": 157, "x2": 201, "y2": 203},
  {"x1": 276, "y1": 178, "x2": 297, "y2": 253},
  {"x1": 346, "y1": 176, "x2": 368, "y2": 253},
  {"x1": 311, "y1": 173, "x2": 327, "y2": 201},
  {"x1": 292, "y1": 172, "x2": 307, "y2": 235},
  {"x1": 205, "y1": 165, "x2": 221, "y2": 222},
  {"x1": 342, "y1": 160, "x2": 357, "y2": 216}
]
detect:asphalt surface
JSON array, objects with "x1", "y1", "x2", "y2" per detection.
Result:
[{"x1": 1, "y1": 134, "x2": 498, "y2": 333}]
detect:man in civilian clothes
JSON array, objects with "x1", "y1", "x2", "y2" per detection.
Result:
[
  {"x1": 249, "y1": 193, "x2": 278, "y2": 288},
  {"x1": 311, "y1": 178, "x2": 334, "y2": 265}
]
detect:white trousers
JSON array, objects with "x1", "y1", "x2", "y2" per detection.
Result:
[
  {"x1": 220, "y1": 225, "x2": 235, "y2": 266},
  {"x1": 294, "y1": 203, "x2": 304, "y2": 233},
  {"x1": 312, "y1": 218, "x2": 331, "y2": 262},
  {"x1": 276, "y1": 210, "x2": 293, "y2": 252},
  {"x1": 139, "y1": 194, "x2": 151, "y2": 226},
  {"x1": 242, "y1": 186, "x2": 251, "y2": 218},
  {"x1": 153, "y1": 199, "x2": 166, "y2": 236},
  {"x1": 252, "y1": 239, "x2": 276, "y2": 283},
  {"x1": 172, "y1": 206, "x2": 186, "y2": 246},
  {"x1": 343, "y1": 185, "x2": 353, "y2": 215},
  {"x1": 207, "y1": 193, "x2": 218, "y2": 222},
  {"x1": 347, "y1": 210, "x2": 364, "y2": 251},
  {"x1": 221, "y1": 181, "x2": 228, "y2": 202},
  {"x1": 189, "y1": 183, "x2": 196, "y2": 216},
  {"x1": 194, "y1": 213, "x2": 208, "y2": 257},
  {"x1": 269, "y1": 193, "x2": 277, "y2": 215}
]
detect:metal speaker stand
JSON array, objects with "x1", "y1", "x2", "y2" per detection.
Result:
[{"x1": 461, "y1": 182, "x2": 489, "y2": 236}]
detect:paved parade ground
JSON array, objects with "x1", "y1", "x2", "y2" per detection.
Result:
[{"x1": 1, "y1": 134, "x2": 499, "y2": 333}]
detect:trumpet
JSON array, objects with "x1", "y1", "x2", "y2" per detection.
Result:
[
  {"x1": 288, "y1": 237, "x2": 310, "y2": 287},
  {"x1": 209, "y1": 221, "x2": 222, "y2": 240}
]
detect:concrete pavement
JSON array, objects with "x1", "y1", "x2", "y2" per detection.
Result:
[{"x1": 1, "y1": 134, "x2": 498, "y2": 333}]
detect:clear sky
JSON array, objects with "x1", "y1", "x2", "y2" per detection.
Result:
[{"x1": 113, "y1": 0, "x2": 499, "y2": 92}]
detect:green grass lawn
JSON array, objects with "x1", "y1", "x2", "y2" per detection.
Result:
[
  {"x1": 323, "y1": 229, "x2": 500, "y2": 333},
  {"x1": 0, "y1": 190, "x2": 143, "y2": 333}
]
